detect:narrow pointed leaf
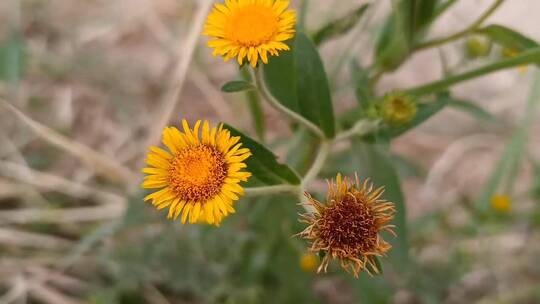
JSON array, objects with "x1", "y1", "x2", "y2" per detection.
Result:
[
  {"x1": 221, "y1": 80, "x2": 255, "y2": 93},
  {"x1": 312, "y1": 4, "x2": 369, "y2": 46},
  {"x1": 477, "y1": 24, "x2": 539, "y2": 52},
  {"x1": 223, "y1": 124, "x2": 301, "y2": 185},
  {"x1": 263, "y1": 32, "x2": 335, "y2": 138}
]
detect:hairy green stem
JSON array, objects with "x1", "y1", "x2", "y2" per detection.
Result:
[
  {"x1": 334, "y1": 119, "x2": 381, "y2": 142},
  {"x1": 302, "y1": 140, "x2": 331, "y2": 187},
  {"x1": 251, "y1": 68, "x2": 326, "y2": 139},
  {"x1": 414, "y1": 0, "x2": 505, "y2": 51}
]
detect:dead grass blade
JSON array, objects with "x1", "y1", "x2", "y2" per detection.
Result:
[
  {"x1": 0, "y1": 228, "x2": 73, "y2": 250},
  {"x1": 0, "y1": 99, "x2": 137, "y2": 185},
  {"x1": 0, "y1": 160, "x2": 125, "y2": 205},
  {"x1": 0, "y1": 204, "x2": 125, "y2": 224}
]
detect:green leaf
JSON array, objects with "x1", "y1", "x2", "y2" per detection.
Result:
[
  {"x1": 433, "y1": 0, "x2": 459, "y2": 18},
  {"x1": 0, "y1": 33, "x2": 26, "y2": 82},
  {"x1": 375, "y1": 0, "x2": 439, "y2": 71},
  {"x1": 449, "y1": 99, "x2": 497, "y2": 123},
  {"x1": 406, "y1": 47, "x2": 540, "y2": 95},
  {"x1": 263, "y1": 32, "x2": 336, "y2": 138},
  {"x1": 223, "y1": 123, "x2": 301, "y2": 186},
  {"x1": 351, "y1": 141, "x2": 409, "y2": 264},
  {"x1": 351, "y1": 59, "x2": 372, "y2": 106},
  {"x1": 374, "y1": 9, "x2": 411, "y2": 71},
  {"x1": 221, "y1": 80, "x2": 255, "y2": 93},
  {"x1": 477, "y1": 24, "x2": 539, "y2": 52},
  {"x1": 312, "y1": 4, "x2": 369, "y2": 46},
  {"x1": 409, "y1": 0, "x2": 439, "y2": 37}
]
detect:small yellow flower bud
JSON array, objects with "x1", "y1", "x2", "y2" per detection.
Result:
[
  {"x1": 380, "y1": 92, "x2": 418, "y2": 125},
  {"x1": 299, "y1": 253, "x2": 318, "y2": 273},
  {"x1": 465, "y1": 36, "x2": 492, "y2": 59},
  {"x1": 490, "y1": 194, "x2": 511, "y2": 213}
]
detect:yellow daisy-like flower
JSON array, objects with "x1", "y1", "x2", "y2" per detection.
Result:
[
  {"x1": 142, "y1": 120, "x2": 251, "y2": 225},
  {"x1": 298, "y1": 173, "x2": 396, "y2": 278},
  {"x1": 203, "y1": 0, "x2": 296, "y2": 67}
]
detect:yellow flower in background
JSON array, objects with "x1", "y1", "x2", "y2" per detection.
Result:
[
  {"x1": 380, "y1": 92, "x2": 418, "y2": 126},
  {"x1": 298, "y1": 174, "x2": 396, "y2": 278},
  {"x1": 142, "y1": 120, "x2": 251, "y2": 225},
  {"x1": 203, "y1": 0, "x2": 296, "y2": 67},
  {"x1": 502, "y1": 48, "x2": 528, "y2": 74},
  {"x1": 491, "y1": 194, "x2": 511, "y2": 213},
  {"x1": 299, "y1": 253, "x2": 318, "y2": 273}
]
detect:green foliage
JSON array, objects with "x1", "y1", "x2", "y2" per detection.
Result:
[
  {"x1": 0, "y1": 33, "x2": 26, "y2": 82},
  {"x1": 263, "y1": 32, "x2": 336, "y2": 138},
  {"x1": 221, "y1": 80, "x2": 255, "y2": 93},
  {"x1": 477, "y1": 24, "x2": 539, "y2": 52},
  {"x1": 449, "y1": 99, "x2": 497, "y2": 123},
  {"x1": 407, "y1": 0, "x2": 439, "y2": 39},
  {"x1": 375, "y1": 7, "x2": 411, "y2": 71},
  {"x1": 224, "y1": 124, "x2": 301, "y2": 186},
  {"x1": 350, "y1": 59, "x2": 372, "y2": 107},
  {"x1": 312, "y1": 4, "x2": 370, "y2": 46},
  {"x1": 88, "y1": 194, "x2": 318, "y2": 304}
]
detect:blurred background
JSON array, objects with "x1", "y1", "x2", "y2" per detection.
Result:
[{"x1": 1, "y1": 0, "x2": 540, "y2": 303}]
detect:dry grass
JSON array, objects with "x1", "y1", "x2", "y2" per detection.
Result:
[{"x1": 1, "y1": 0, "x2": 540, "y2": 303}]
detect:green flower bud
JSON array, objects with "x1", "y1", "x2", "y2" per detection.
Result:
[
  {"x1": 465, "y1": 36, "x2": 492, "y2": 59},
  {"x1": 379, "y1": 92, "x2": 417, "y2": 125}
]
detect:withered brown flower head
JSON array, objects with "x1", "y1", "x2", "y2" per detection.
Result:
[{"x1": 298, "y1": 173, "x2": 396, "y2": 277}]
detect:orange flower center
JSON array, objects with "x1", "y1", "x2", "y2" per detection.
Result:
[
  {"x1": 168, "y1": 144, "x2": 228, "y2": 203},
  {"x1": 226, "y1": 5, "x2": 278, "y2": 47},
  {"x1": 319, "y1": 195, "x2": 378, "y2": 254}
]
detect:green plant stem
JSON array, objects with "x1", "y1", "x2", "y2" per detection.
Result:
[
  {"x1": 414, "y1": 0, "x2": 506, "y2": 51},
  {"x1": 302, "y1": 140, "x2": 330, "y2": 187},
  {"x1": 244, "y1": 185, "x2": 300, "y2": 197},
  {"x1": 405, "y1": 47, "x2": 540, "y2": 95},
  {"x1": 252, "y1": 68, "x2": 325, "y2": 139},
  {"x1": 334, "y1": 119, "x2": 381, "y2": 142}
]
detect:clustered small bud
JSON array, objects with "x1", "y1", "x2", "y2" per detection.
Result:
[
  {"x1": 465, "y1": 36, "x2": 492, "y2": 59},
  {"x1": 379, "y1": 92, "x2": 418, "y2": 126}
]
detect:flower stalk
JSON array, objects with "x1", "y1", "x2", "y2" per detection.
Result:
[
  {"x1": 334, "y1": 119, "x2": 381, "y2": 142},
  {"x1": 414, "y1": 0, "x2": 506, "y2": 51},
  {"x1": 252, "y1": 68, "x2": 326, "y2": 139}
]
